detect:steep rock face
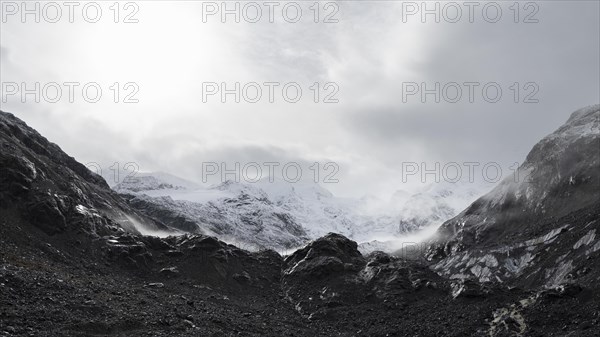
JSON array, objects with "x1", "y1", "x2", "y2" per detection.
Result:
[
  {"x1": 0, "y1": 110, "x2": 169, "y2": 236},
  {"x1": 426, "y1": 105, "x2": 600, "y2": 288}
]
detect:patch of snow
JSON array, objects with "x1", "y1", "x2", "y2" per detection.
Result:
[{"x1": 573, "y1": 229, "x2": 596, "y2": 250}]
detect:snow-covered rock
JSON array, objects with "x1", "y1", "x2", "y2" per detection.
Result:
[{"x1": 115, "y1": 173, "x2": 486, "y2": 252}]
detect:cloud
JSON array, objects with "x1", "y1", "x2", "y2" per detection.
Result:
[{"x1": 0, "y1": 1, "x2": 598, "y2": 198}]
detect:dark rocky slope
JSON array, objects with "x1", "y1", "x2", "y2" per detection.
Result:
[
  {"x1": 1, "y1": 108, "x2": 600, "y2": 336},
  {"x1": 0, "y1": 111, "x2": 170, "y2": 237},
  {"x1": 425, "y1": 105, "x2": 600, "y2": 291}
]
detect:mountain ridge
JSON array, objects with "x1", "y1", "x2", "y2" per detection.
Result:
[{"x1": 425, "y1": 104, "x2": 600, "y2": 289}]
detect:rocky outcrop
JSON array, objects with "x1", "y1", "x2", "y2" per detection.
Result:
[{"x1": 282, "y1": 234, "x2": 448, "y2": 321}]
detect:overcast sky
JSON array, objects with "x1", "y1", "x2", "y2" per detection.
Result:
[{"x1": 1, "y1": 0, "x2": 599, "y2": 198}]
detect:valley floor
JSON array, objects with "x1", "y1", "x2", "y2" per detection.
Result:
[{"x1": 1, "y1": 216, "x2": 599, "y2": 337}]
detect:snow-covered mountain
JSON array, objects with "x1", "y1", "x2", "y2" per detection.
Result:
[{"x1": 114, "y1": 174, "x2": 487, "y2": 252}]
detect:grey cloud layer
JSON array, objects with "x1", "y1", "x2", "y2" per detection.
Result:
[{"x1": 0, "y1": 1, "x2": 598, "y2": 197}]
